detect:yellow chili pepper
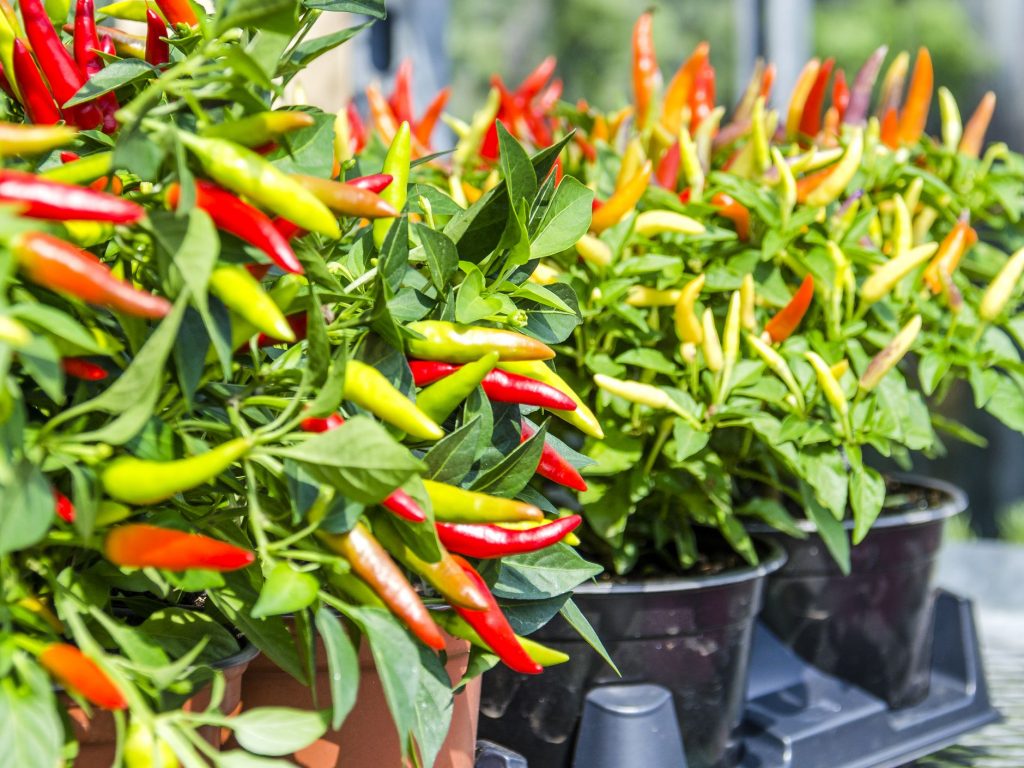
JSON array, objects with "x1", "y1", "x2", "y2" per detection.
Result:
[
  {"x1": 751, "y1": 96, "x2": 770, "y2": 173},
  {"x1": 979, "y1": 246, "x2": 1024, "y2": 323},
  {"x1": 860, "y1": 242, "x2": 938, "y2": 305},
  {"x1": 803, "y1": 130, "x2": 863, "y2": 207},
  {"x1": 499, "y1": 360, "x2": 604, "y2": 439},
  {"x1": 891, "y1": 194, "x2": 912, "y2": 257},
  {"x1": 591, "y1": 161, "x2": 652, "y2": 233},
  {"x1": 634, "y1": 210, "x2": 705, "y2": 237},
  {"x1": 740, "y1": 273, "x2": 757, "y2": 331},
  {"x1": 593, "y1": 373, "x2": 699, "y2": 426},
  {"x1": 678, "y1": 125, "x2": 704, "y2": 197},
  {"x1": 771, "y1": 146, "x2": 796, "y2": 223},
  {"x1": 830, "y1": 359, "x2": 850, "y2": 380},
  {"x1": 674, "y1": 275, "x2": 705, "y2": 359},
  {"x1": 746, "y1": 334, "x2": 805, "y2": 412},
  {"x1": 715, "y1": 291, "x2": 742, "y2": 405},
  {"x1": 625, "y1": 286, "x2": 681, "y2": 307},
  {"x1": 576, "y1": 233, "x2": 613, "y2": 267},
  {"x1": 453, "y1": 87, "x2": 500, "y2": 174},
  {"x1": 616, "y1": 138, "x2": 646, "y2": 191},
  {"x1": 805, "y1": 351, "x2": 848, "y2": 417},
  {"x1": 693, "y1": 106, "x2": 725, "y2": 171},
  {"x1": 701, "y1": 309, "x2": 723, "y2": 372},
  {"x1": 529, "y1": 263, "x2": 562, "y2": 285}
]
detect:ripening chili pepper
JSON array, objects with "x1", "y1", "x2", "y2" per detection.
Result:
[
  {"x1": 347, "y1": 173, "x2": 392, "y2": 194},
  {"x1": 11, "y1": 40, "x2": 61, "y2": 125},
  {"x1": 406, "y1": 320, "x2": 554, "y2": 363},
  {"x1": 365, "y1": 82, "x2": 399, "y2": 145},
  {"x1": 388, "y1": 58, "x2": 413, "y2": 124},
  {"x1": 319, "y1": 523, "x2": 445, "y2": 650},
  {"x1": 674, "y1": 274, "x2": 705, "y2": 350},
  {"x1": 764, "y1": 274, "x2": 814, "y2": 343},
  {"x1": 154, "y1": 0, "x2": 197, "y2": 26},
  {"x1": 520, "y1": 421, "x2": 587, "y2": 492},
  {"x1": 450, "y1": 556, "x2": 542, "y2": 674},
  {"x1": 594, "y1": 373, "x2": 696, "y2": 421},
  {"x1": 423, "y1": 479, "x2": 543, "y2": 523},
  {"x1": 41, "y1": 151, "x2": 112, "y2": 185},
  {"x1": 710, "y1": 193, "x2": 750, "y2": 240},
  {"x1": 746, "y1": 334, "x2": 805, "y2": 411},
  {"x1": 167, "y1": 180, "x2": 303, "y2": 275},
  {"x1": 0, "y1": 121, "x2": 75, "y2": 155},
  {"x1": 590, "y1": 160, "x2": 652, "y2": 233},
  {"x1": 634, "y1": 210, "x2": 705, "y2": 237},
  {"x1": 299, "y1": 414, "x2": 426, "y2": 523},
  {"x1": 786, "y1": 58, "x2": 820, "y2": 141},
  {"x1": 69, "y1": 23, "x2": 144, "y2": 59},
  {"x1": 409, "y1": 360, "x2": 576, "y2": 411},
  {"x1": 0, "y1": 170, "x2": 144, "y2": 223},
  {"x1": 832, "y1": 68, "x2": 850, "y2": 123},
  {"x1": 105, "y1": 524, "x2": 255, "y2": 571},
  {"x1": 499, "y1": 360, "x2": 604, "y2": 439},
  {"x1": 798, "y1": 57, "x2": 834, "y2": 138},
  {"x1": 209, "y1": 265, "x2": 295, "y2": 341},
  {"x1": 62, "y1": 356, "x2": 107, "y2": 381},
  {"x1": 344, "y1": 359, "x2": 444, "y2": 441},
  {"x1": 373, "y1": 120, "x2": 411, "y2": 250},
  {"x1": 860, "y1": 242, "x2": 937, "y2": 305},
  {"x1": 39, "y1": 643, "x2": 127, "y2": 710},
  {"x1": 177, "y1": 133, "x2": 340, "y2": 239},
  {"x1": 897, "y1": 48, "x2": 932, "y2": 144},
  {"x1": 655, "y1": 142, "x2": 681, "y2": 190},
  {"x1": 144, "y1": 9, "x2": 168, "y2": 66},
  {"x1": 373, "y1": 517, "x2": 489, "y2": 611},
  {"x1": 292, "y1": 174, "x2": 397, "y2": 220},
  {"x1": 413, "y1": 86, "x2": 450, "y2": 147},
  {"x1": 923, "y1": 217, "x2": 977, "y2": 295},
  {"x1": 53, "y1": 488, "x2": 75, "y2": 522},
  {"x1": 688, "y1": 60, "x2": 716, "y2": 132},
  {"x1": 202, "y1": 111, "x2": 315, "y2": 148},
  {"x1": 437, "y1": 515, "x2": 581, "y2": 559},
  {"x1": 436, "y1": 611, "x2": 569, "y2": 667},
  {"x1": 631, "y1": 11, "x2": 658, "y2": 131},
  {"x1": 802, "y1": 130, "x2": 863, "y2": 207},
  {"x1": 661, "y1": 42, "x2": 710, "y2": 135},
  {"x1": 859, "y1": 315, "x2": 922, "y2": 392},
  {"x1": 13, "y1": 232, "x2": 171, "y2": 318},
  {"x1": 101, "y1": 437, "x2": 252, "y2": 504},
  {"x1": 959, "y1": 91, "x2": 996, "y2": 158},
  {"x1": 415, "y1": 352, "x2": 499, "y2": 423},
  {"x1": 844, "y1": 45, "x2": 887, "y2": 125},
  {"x1": 979, "y1": 247, "x2": 1024, "y2": 323}
]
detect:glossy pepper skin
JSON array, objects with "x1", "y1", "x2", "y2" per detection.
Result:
[
  {"x1": 292, "y1": 173, "x2": 397, "y2": 219},
  {"x1": 14, "y1": 232, "x2": 172, "y2": 319},
  {"x1": 167, "y1": 180, "x2": 303, "y2": 275},
  {"x1": 144, "y1": 8, "x2": 169, "y2": 66},
  {"x1": 409, "y1": 360, "x2": 576, "y2": 410},
  {"x1": 0, "y1": 170, "x2": 144, "y2": 223},
  {"x1": 105, "y1": 524, "x2": 255, "y2": 571},
  {"x1": 764, "y1": 274, "x2": 814, "y2": 343},
  {"x1": 208, "y1": 264, "x2": 295, "y2": 341},
  {"x1": 62, "y1": 357, "x2": 107, "y2": 381},
  {"x1": 318, "y1": 523, "x2": 445, "y2": 650},
  {"x1": 898, "y1": 48, "x2": 933, "y2": 144},
  {"x1": 11, "y1": 40, "x2": 61, "y2": 125},
  {"x1": 520, "y1": 422, "x2": 587, "y2": 492},
  {"x1": 406, "y1": 320, "x2": 554, "y2": 363},
  {"x1": 39, "y1": 643, "x2": 127, "y2": 709},
  {"x1": 73, "y1": 0, "x2": 119, "y2": 132},
  {"x1": 423, "y1": 479, "x2": 543, "y2": 523},
  {"x1": 100, "y1": 437, "x2": 251, "y2": 505},
  {"x1": 450, "y1": 556, "x2": 542, "y2": 675},
  {"x1": 590, "y1": 160, "x2": 652, "y2": 233},
  {"x1": 631, "y1": 11, "x2": 658, "y2": 130},
  {"x1": 0, "y1": 122, "x2": 75, "y2": 155},
  {"x1": 155, "y1": 0, "x2": 198, "y2": 26},
  {"x1": 373, "y1": 120, "x2": 411, "y2": 249},
  {"x1": 177, "y1": 133, "x2": 340, "y2": 240},
  {"x1": 299, "y1": 413, "x2": 427, "y2": 523},
  {"x1": 415, "y1": 352, "x2": 499, "y2": 423},
  {"x1": 343, "y1": 360, "x2": 444, "y2": 441},
  {"x1": 499, "y1": 360, "x2": 604, "y2": 440},
  {"x1": 923, "y1": 218, "x2": 977, "y2": 295},
  {"x1": 437, "y1": 515, "x2": 581, "y2": 559},
  {"x1": 346, "y1": 173, "x2": 392, "y2": 194},
  {"x1": 53, "y1": 488, "x2": 75, "y2": 522},
  {"x1": 202, "y1": 111, "x2": 315, "y2": 147}
]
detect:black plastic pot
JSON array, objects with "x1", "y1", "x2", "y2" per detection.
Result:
[
  {"x1": 478, "y1": 539, "x2": 786, "y2": 768},
  {"x1": 753, "y1": 474, "x2": 967, "y2": 710}
]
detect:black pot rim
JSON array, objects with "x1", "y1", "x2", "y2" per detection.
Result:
[
  {"x1": 747, "y1": 472, "x2": 967, "y2": 535},
  {"x1": 213, "y1": 636, "x2": 260, "y2": 669},
  {"x1": 574, "y1": 535, "x2": 787, "y2": 595}
]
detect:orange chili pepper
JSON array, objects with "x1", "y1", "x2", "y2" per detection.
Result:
[
  {"x1": 39, "y1": 643, "x2": 127, "y2": 710},
  {"x1": 880, "y1": 106, "x2": 901, "y2": 149},
  {"x1": 764, "y1": 274, "x2": 814, "y2": 343},
  {"x1": 365, "y1": 82, "x2": 398, "y2": 145},
  {"x1": 898, "y1": 47, "x2": 932, "y2": 144},
  {"x1": 711, "y1": 192, "x2": 750, "y2": 241},
  {"x1": 661, "y1": 42, "x2": 709, "y2": 135},
  {"x1": 631, "y1": 12, "x2": 658, "y2": 130},
  {"x1": 760, "y1": 62, "x2": 776, "y2": 101},
  {"x1": 590, "y1": 160, "x2": 652, "y2": 233},
  {"x1": 923, "y1": 218, "x2": 977, "y2": 294},
  {"x1": 798, "y1": 57, "x2": 834, "y2": 138},
  {"x1": 959, "y1": 91, "x2": 996, "y2": 158},
  {"x1": 412, "y1": 86, "x2": 450, "y2": 147},
  {"x1": 795, "y1": 167, "x2": 831, "y2": 203}
]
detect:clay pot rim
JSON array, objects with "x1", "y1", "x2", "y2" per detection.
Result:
[{"x1": 574, "y1": 536, "x2": 787, "y2": 595}]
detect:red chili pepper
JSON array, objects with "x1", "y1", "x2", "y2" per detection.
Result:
[
  {"x1": 105, "y1": 524, "x2": 255, "y2": 571},
  {"x1": 347, "y1": 174, "x2": 393, "y2": 194},
  {"x1": 39, "y1": 643, "x2": 127, "y2": 710},
  {"x1": 21, "y1": 0, "x2": 101, "y2": 130},
  {"x1": 437, "y1": 515, "x2": 581, "y2": 559},
  {"x1": 99, "y1": 33, "x2": 115, "y2": 57},
  {"x1": 154, "y1": 0, "x2": 198, "y2": 27},
  {"x1": 0, "y1": 170, "x2": 144, "y2": 223},
  {"x1": 520, "y1": 421, "x2": 587, "y2": 492},
  {"x1": 409, "y1": 360, "x2": 576, "y2": 410},
  {"x1": 711, "y1": 192, "x2": 750, "y2": 241},
  {"x1": 798, "y1": 57, "x2": 834, "y2": 138},
  {"x1": 631, "y1": 11, "x2": 658, "y2": 130},
  {"x1": 73, "y1": 0, "x2": 102, "y2": 74},
  {"x1": 145, "y1": 9, "x2": 169, "y2": 66},
  {"x1": 255, "y1": 312, "x2": 307, "y2": 347},
  {"x1": 450, "y1": 556, "x2": 542, "y2": 675},
  {"x1": 678, "y1": 188, "x2": 692, "y2": 204},
  {"x1": 412, "y1": 86, "x2": 450, "y2": 147},
  {"x1": 53, "y1": 488, "x2": 75, "y2": 522},
  {"x1": 167, "y1": 181, "x2": 303, "y2": 275},
  {"x1": 346, "y1": 102, "x2": 367, "y2": 156},
  {"x1": 11, "y1": 40, "x2": 61, "y2": 125},
  {"x1": 689, "y1": 61, "x2": 716, "y2": 132},
  {"x1": 832, "y1": 68, "x2": 849, "y2": 123},
  {"x1": 14, "y1": 232, "x2": 171, "y2": 318},
  {"x1": 300, "y1": 413, "x2": 427, "y2": 523},
  {"x1": 62, "y1": 357, "x2": 107, "y2": 381},
  {"x1": 760, "y1": 62, "x2": 776, "y2": 101},
  {"x1": 655, "y1": 142, "x2": 681, "y2": 190},
  {"x1": 388, "y1": 58, "x2": 414, "y2": 125},
  {"x1": 517, "y1": 56, "x2": 557, "y2": 100},
  {"x1": 764, "y1": 274, "x2": 814, "y2": 343}
]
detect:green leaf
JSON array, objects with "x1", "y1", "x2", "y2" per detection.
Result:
[
  {"x1": 267, "y1": 111, "x2": 335, "y2": 177},
  {"x1": 410, "y1": 645, "x2": 454, "y2": 768},
  {"x1": 231, "y1": 708, "x2": 329, "y2": 757},
  {"x1": 497, "y1": 122, "x2": 537, "y2": 206},
  {"x1": 416, "y1": 224, "x2": 458, "y2": 292},
  {"x1": 470, "y1": 420, "x2": 546, "y2": 498},
  {"x1": 455, "y1": 265, "x2": 502, "y2": 324},
  {"x1": 850, "y1": 466, "x2": 886, "y2": 544},
  {"x1": 0, "y1": 460, "x2": 54, "y2": 556},
  {"x1": 302, "y1": 0, "x2": 386, "y2": 18},
  {"x1": 736, "y1": 498, "x2": 807, "y2": 539},
  {"x1": 559, "y1": 599, "x2": 618, "y2": 674},
  {"x1": 18, "y1": 334, "x2": 63, "y2": 404},
  {"x1": 800, "y1": 482, "x2": 850, "y2": 574},
  {"x1": 423, "y1": 416, "x2": 482, "y2": 484},
  {"x1": 9, "y1": 304, "x2": 109, "y2": 356},
  {"x1": 315, "y1": 608, "x2": 359, "y2": 730},
  {"x1": 670, "y1": 419, "x2": 710, "y2": 462},
  {"x1": 251, "y1": 564, "x2": 319, "y2": 618},
  {"x1": 530, "y1": 177, "x2": 593, "y2": 260},
  {"x1": 491, "y1": 544, "x2": 602, "y2": 600},
  {"x1": 983, "y1": 373, "x2": 1024, "y2": 431},
  {"x1": 0, "y1": 671, "x2": 62, "y2": 768},
  {"x1": 65, "y1": 59, "x2": 155, "y2": 107},
  {"x1": 215, "y1": 0, "x2": 296, "y2": 35},
  {"x1": 280, "y1": 21, "x2": 372, "y2": 76},
  {"x1": 138, "y1": 608, "x2": 240, "y2": 663}
]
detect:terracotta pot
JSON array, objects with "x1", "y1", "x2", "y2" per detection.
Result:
[
  {"x1": 66, "y1": 640, "x2": 259, "y2": 768},
  {"x1": 237, "y1": 630, "x2": 480, "y2": 768}
]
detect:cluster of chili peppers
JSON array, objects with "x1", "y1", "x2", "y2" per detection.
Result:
[
  {"x1": 364, "y1": 57, "x2": 450, "y2": 154},
  {"x1": 481, "y1": 55, "x2": 563, "y2": 159}
]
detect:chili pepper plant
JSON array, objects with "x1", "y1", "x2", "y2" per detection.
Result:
[
  {"x1": 520, "y1": 17, "x2": 1024, "y2": 576},
  {"x1": 0, "y1": 1, "x2": 607, "y2": 765}
]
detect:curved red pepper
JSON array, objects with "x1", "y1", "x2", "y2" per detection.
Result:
[
  {"x1": 832, "y1": 69, "x2": 850, "y2": 123},
  {"x1": 300, "y1": 413, "x2": 427, "y2": 523},
  {"x1": 105, "y1": 524, "x2": 254, "y2": 571},
  {"x1": 388, "y1": 58, "x2": 414, "y2": 125},
  {"x1": 62, "y1": 357, "x2": 108, "y2": 381},
  {"x1": 689, "y1": 61, "x2": 716, "y2": 131},
  {"x1": 798, "y1": 57, "x2": 834, "y2": 138},
  {"x1": 409, "y1": 360, "x2": 576, "y2": 410},
  {"x1": 346, "y1": 102, "x2": 367, "y2": 156},
  {"x1": 53, "y1": 488, "x2": 75, "y2": 522},
  {"x1": 518, "y1": 56, "x2": 557, "y2": 100},
  {"x1": 450, "y1": 556, "x2": 542, "y2": 674},
  {"x1": 0, "y1": 170, "x2": 144, "y2": 223},
  {"x1": 167, "y1": 180, "x2": 303, "y2": 275},
  {"x1": 39, "y1": 643, "x2": 127, "y2": 710},
  {"x1": 520, "y1": 422, "x2": 587, "y2": 492},
  {"x1": 764, "y1": 274, "x2": 814, "y2": 343},
  {"x1": 656, "y1": 142, "x2": 681, "y2": 191},
  {"x1": 437, "y1": 515, "x2": 581, "y2": 559},
  {"x1": 145, "y1": 9, "x2": 169, "y2": 66},
  {"x1": 347, "y1": 174, "x2": 393, "y2": 194},
  {"x1": 11, "y1": 40, "x2": 61, "y2": 125}
]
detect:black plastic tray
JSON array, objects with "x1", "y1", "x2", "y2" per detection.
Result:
[{"x1": 475, "y1": 591, "x2": 1000, "y2": 768}]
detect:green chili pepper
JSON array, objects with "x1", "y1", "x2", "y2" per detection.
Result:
[
  {"x1": 373, "y1": 120, "x2": 411, "y2": 250},
  {"x1": 891, "y1": 194, "x2": 912, "y2": 257},
  {"x1": 209, "y1": 265, "x2": 295, "y2": 342},
  {"x1": 200, "y1": 110, "x2": 316, "y2": 148},
  {"x1": 422, "y1": 479, "x2": 543, "y2": 523},
  {"x1": 415, "y1": 351, "x2": 499, "y2": 423},
  {"x1": 746, "y1": 333, "x2": 805, "y2": 412},
  {"x1": 498, "y1": 360, "x2": 604, "y2": 439},
  {"x1": 101, "y1": 437, "x2": 252, "y2": 505},
  {"x1": 805, "y1": 351, "x2": 849, "y2": 422},
  {"x1": 407, "y1": 320, "x2": 554, "y2": 363},
  {"x1": 344, "y1": 360, "x2": 444, "y2": 441},
  {"x1": 678, "y1": 125, "x2": 704, "y2": 197},
  {"x1": 40, "y1": 152, "x2": 113, "y2": 185},
  {"x1": 177, "y1": 132, "x2": 340, "y2": 239},
  {"x1": 593, "y1": 373, "x2": 699, "y2": 426}
]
